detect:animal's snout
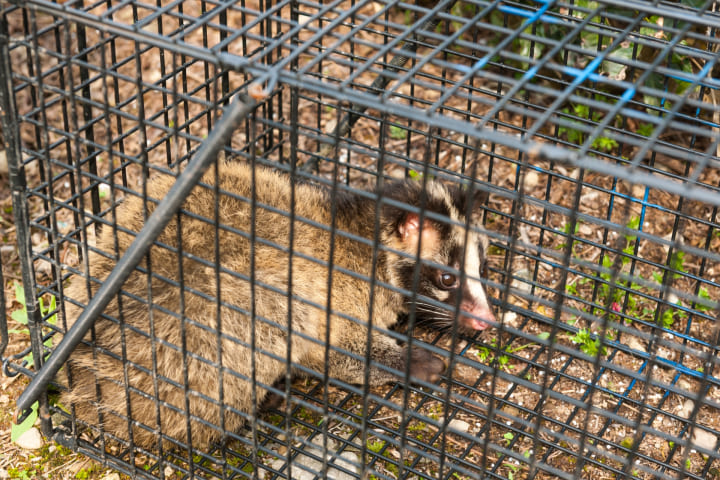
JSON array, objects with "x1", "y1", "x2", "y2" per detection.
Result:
[{"x1": 459, "y1": 300, "x2": 496, "y2": 331}]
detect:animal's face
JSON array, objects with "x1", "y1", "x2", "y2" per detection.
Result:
[{"x1": 382, "y1": 180, "x2": 495, "y2": 333}]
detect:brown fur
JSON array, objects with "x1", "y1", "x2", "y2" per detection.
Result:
[{"x1": 60, "y1": 161, "x2": 490, "y2": 449}]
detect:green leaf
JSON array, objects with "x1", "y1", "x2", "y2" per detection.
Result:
[
  {"x1": 11, "y1": 308, "x2": 28, "y2": 325},
  {"x1": 389, "y1": 125, "x2": 407, "y2": 140},
  {"x1": 636, "y1": 123, "x2": 654, "y2": 137},
  {"x1": 11, "y1": 401, "x2": 38, "y2": 443},
  {"x1": 591, "y1": 135, "x2": 619, "y2": 152},
  {"x1": 14, "y1": 281, "x2": 26, "y2": 305},
  {"x1": 626, "y1": 216, "x2": 640, "y2": 231},
  {"x1": 670, "y1": 251, "x2": 686, "y2": 279},
  {"x1": 697, "y1": 287, "x2": 714, "y2": 312},
  {"x1": 12, "y1": 282, "x2": 29, "y2": 325}
]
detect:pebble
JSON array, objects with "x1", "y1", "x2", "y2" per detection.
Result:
[
  {"x1": 15, "y1": 427, "x2": 43, "y2": 450},
  {"x1": 265, "y1": 436, "x2": 359, "y2": 480},
  {"x1": 524, "y1": 170, "x2": 539, "y2": 189},
  {"x1": 692, "y1": 429, "x2": 717, "y2": 451},
  {"x1": 678, "y1": 399, "x2": 694, "y2": 419},
  {"x1": 101, "y1": 473, "x2": 120, "y2": 480},
  {"x1": 448, "y1": 419, "x2": 471, "y2": 433},
  {"x1": 625, "y1": 336, "x2": 646, "y2": 353}
]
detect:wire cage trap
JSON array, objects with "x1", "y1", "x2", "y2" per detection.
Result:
[{"x1": 1, "y1": 0, "x2": 720, "y2": 479}]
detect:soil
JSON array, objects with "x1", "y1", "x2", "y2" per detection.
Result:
[{"x1": 2, "y1": 1, "x2": 720, "y2": 480}]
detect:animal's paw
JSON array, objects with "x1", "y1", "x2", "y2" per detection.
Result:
[{"x1": 406, "y1": 346, "x2": 446, "y2": 383}]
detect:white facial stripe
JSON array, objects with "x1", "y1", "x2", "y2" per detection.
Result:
[{"x1": 459, "y1": 228, "x2": 490, "y2": 311}]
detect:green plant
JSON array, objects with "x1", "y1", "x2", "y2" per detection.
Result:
[
  {"x1": 11, "y1": 401, "x2": 39, "y2": 444},
  {"x1": 570, "y1": 328, "x2": 609, "y2": 358},
  {"x1": 669, "y1": 250, "x2": 687, "y2": 279},
  {"x1": 367, "y1": 439, "x2": 386, "y2": 454},
  {"x1": 8, "y1": 467, "x2": 38, "y2": 480},
  {"x1": 697, "y1": 287, "x2": 713, "y2": 312},
  {"x1": 636, "y1": 122, "x2": 654, "y2": 137},
  {"x1": 620, "y1": 437, "x2": 635, "y2": 450},
  {"x1": 407, "y1": 421, "x2": 427, "y2": 433},
  {"x1": 591, "y1": 134, "x2": 619, "y2": 152},
  {"x1": 475, "y1": 339, "x2": 515, "y2": 371},
  {"x1": 593, "y1": 217, "x2": 641, "y2": 322},
  {"x1": 389, "y1": 125, "x2": 407, "y2": 140},
  {"x1": 75, "y1": 465, "x2": 100, "y2": 479},
  {"x1": 557, "y1": 220, "x2": 580, "y2": 253},
  {"x1": 563, "y1": 215, "x2": 700, "y2": 333},
  {"x1": 10, "y1": 282, "x2": 58, "y2": 367},
  {"x1": 503, "y1": 462, "x2": 521, "y2": 480}
]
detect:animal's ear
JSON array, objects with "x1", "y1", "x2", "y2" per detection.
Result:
[
  {"x1": 398, "y1": 212, "x2": 421, "y2": 241},
  {"x1": 397, "y1": 212, "x2": 439, "y2": 255},
  {"x1": 457, "y1": 184, "x2": 488, "y2": 224}
]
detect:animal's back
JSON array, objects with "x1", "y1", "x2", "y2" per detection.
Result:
[{"x1": 61, "y1": 162, "x2": 342, "y2": 449}]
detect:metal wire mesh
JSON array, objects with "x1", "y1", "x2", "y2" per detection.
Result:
[{"x1": 1, "y1": 1, "x2": 719, "y2": 479}]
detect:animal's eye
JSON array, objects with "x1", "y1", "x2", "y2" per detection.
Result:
[{"x1": 438, "y1": 272, "x2": 458, "y2": 289}]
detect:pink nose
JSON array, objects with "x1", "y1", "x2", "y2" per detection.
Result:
[{"x1": 459, "y1": 301, "x2": 496, "y2": 331}]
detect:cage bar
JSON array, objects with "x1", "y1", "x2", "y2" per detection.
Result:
[{"x1": 1, "y1": 1, "x2": 719, "y2": 480}]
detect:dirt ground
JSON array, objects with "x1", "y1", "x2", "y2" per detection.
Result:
[{"x1": 2, "y1": 1, "x2": 720, "y2": 480}]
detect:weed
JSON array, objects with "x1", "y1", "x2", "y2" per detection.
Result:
[
  {"x1": 9, "y1": 282, "x2": 58, "y2": 367},
  {"x1": 591, "y1": 134, "x2": 619, "y2": 152},
  {"x1": 570, "y1": 328, "x2": 610, "y2": 358},
  {"x1": 636, "y1": 123, "x2": 654, "y2": 137},
  {"x1": 697, "y1": 287, "x2": 713, "y2": 312},
  {"x1": 11, "y1": 401, "x2": 39, "y2": 443},
  {"x1": 407, "y1": 421, "x2": 427, "y2": 434},
  {"x1": 503, "y1": 462, "x2": 521, "y2": 480},
  {"x1": 475, "y1": 339, "x2": 514, "y2": 371},
  {"x1": 566, "y1": 216, "x2": 695, "y2": 331},
  {"x1": 389, "y1": 125, "x2": 407, "y2": 140},
  {"x1": 557, "y1": 220, "x2": 580, "y2": 254},
  {"x1": 8, "y1": 467, "x2": 38, "y2": 480},
  {"x1": 669, "y1": 251, "x2": 687, "y2": 279},
  {"x1": 620, "y1": 437, "x2": 635, "y2": 450},
  {"x1": 366, "y1": 439, "x2": 385, "y2": 454},
  {"x1": 75, "y1": 465, "x2": 100, "y2": 479}
]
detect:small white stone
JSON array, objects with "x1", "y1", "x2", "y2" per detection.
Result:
[
  {"x1": 448, "y1": 419, "x2": 470, "y2": 433},
  {"x1": 678, "y1": 399, "x2": 694, "y2": 419},
  {"x1": 15, "y1": 427, "x2": 43, "y2": 450},
  {"x1": 691, "y1": 429, "x2": 717, "y2": 451},
  {"x1": 524, "y1": 170, "x2": 540, "y2": 188},
  {"x1": 164, "y1": 466, "x2": 175, "y2": 477},
  {"x1": 0, "y1": 467, "x2": 9, "y2": 479},
  {"x1": 501, "y1": 311, "x2": 518, "y2": 326},
  {"x1": 101, "y1": 474, "x2": 120, "y2": 480}
]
